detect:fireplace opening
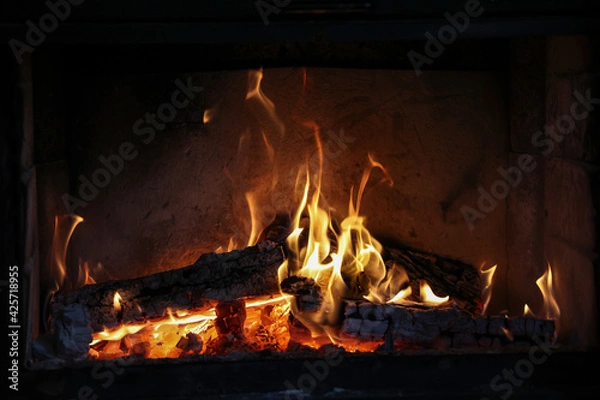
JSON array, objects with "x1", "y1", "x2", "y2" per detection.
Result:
[
  {"x1": 39, "y1": 64, "x2": 570, "y2": 362},
  {"x1": 4, "y1": 2, "x2": 600, "y2": 399}
]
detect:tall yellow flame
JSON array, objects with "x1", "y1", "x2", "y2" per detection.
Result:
[
  {"x1": 278, "y1": 142, "x2": 400, "y2": 341},
  {"x1": 536, "y1": 263, "x2": 560, "y2": 322}
]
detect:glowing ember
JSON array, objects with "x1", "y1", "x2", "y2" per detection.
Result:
[
  {"x1": 420, "y1": 281, "x2": 449, "y2": 305},
  {"x1": 480, "y1": 264, "x2": 497, "y2": 315},
  {"x1": 90, "y1": 294, "x2": 294, "y2": 359}
]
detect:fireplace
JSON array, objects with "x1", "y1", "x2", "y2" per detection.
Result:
[{"x1": 3, "y1": 0, "x2": 600, "y2": 399}]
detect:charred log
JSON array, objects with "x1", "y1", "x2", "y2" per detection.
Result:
[
  {"x1": 339, "y1": 300, "x2": 555, "y2": 349},
  {"x1": 280, "y1": 275, "x2": 323, "y2": 312},
  {"x1": 384, "y1": 247, "x2": 481, "y2": 314},
  {"x1": 51, "y1": 241, "x2": 285, "y2": 331}
]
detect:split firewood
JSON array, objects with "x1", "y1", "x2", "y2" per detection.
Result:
[
  {"x1": 339, "y1": 300, "x2": 555, "y2": 349},
  {"x1": 384, "y1": 247, "x2": 481, "y2": 313},
  {"x1": 280, "y1": 275, "x2": 323, "y2": 312},
  {"x1": 214, "y1": 299, "x2": 247, "y2": 340},
  {"x1": 51, "y1": 241, "x2": 285, "y2": 331}
]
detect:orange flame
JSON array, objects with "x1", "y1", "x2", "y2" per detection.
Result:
[
  {"x1": 523, "y1": 304, "x2": 535, "y2": 317},
  {"x1": 77, "y1": 260, "x2": 97, "y2": 286},
  {"x1": 203, "y1": 108, "x2": 215, "y2": 124},
  {"x1": 536, "y1": 263, "x2": 560, "y2": 324},
  {"x1": 90, "y1": 292, "x2": 290, "y2": 346},
  {"x1": 245, "y1": 191, "x2": 263, "y2": 247},
  {"x1": 480, "y1": 264, "x2": 497, "y2": 315},
  {"x1": 50, "y1": 214, "x2": 84, "y2": 293},
  {"x1": 113, "y1": 292, "x2": 122, "y2": 313},
  {"x1": 246, "y1": 68, "x2": 285, "y2": 137}
]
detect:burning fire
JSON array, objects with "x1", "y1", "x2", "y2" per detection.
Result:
[
  {"x1": 420, "y1": 282, "x2": 449, "y2": 305},
  {"x1": 113, "y1": 292, "x2": 122, "y2": 313},
  {"x1": 536, "y1": 263, "x2": 560, "y2": 322},
  {"x1": 520, "y1": 264, "x2": 560, "y2": 325},
  {"x1": 89, "y1": 295, "x2": 292, "y2": 359},
  {"x1": 48, "y1": 69, "x2": 565, "y2": 362},
  {"x1": 277, "y1": 148, "x2": 397, "y2": 342},
  {"x1": 50, "y1": 214, "x2": 84, "y2": 294},
  {"x1": 480, "y1": 264, "x2": 497, "y2": 315},
  {"x1": 523, "y1": 304, "x2": 535, "y2": 317}
]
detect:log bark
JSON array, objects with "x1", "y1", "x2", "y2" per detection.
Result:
[
  {"x1": 51, "y1": 241, "x2": 285, "y2": 331},
  {"x1": 51, "y1": 238, "x2": 480, "y2": 335},
  {"x1": 339, "y1": 300, "x2": 555, "y2": 349},
  {"x1": 384, "y1": 247, "x2": 481, "y2": 314}
]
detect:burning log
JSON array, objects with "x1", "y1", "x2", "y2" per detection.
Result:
[
  {"x1": 51, "y1": 241, "x2": 285, "y2": 331},
  {"x1": 280, "y1": 276, "x2": 323, "y2": 312},
  {"x1": 339, "y1": 300, "x2": 555, "y2": 349},
  {"x1": 384, "y1": 247, "x2": 481, "y2": 313},
  {"x1": 214, "y1": 299, "x2": 247, "y2": 339}
]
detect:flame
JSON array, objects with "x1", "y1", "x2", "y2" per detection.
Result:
[
  {"x1": 95, "y1": 323, "x2": 146, "y2": 342},
  {"x1": 536, "y1": 263, "x2": 561, "y2": 323},
  {"x1": 278, "y1": 144, "x2": 400, "y2": 341},
  {"x1": 90, "y1": 294, "x2": 293, "y2": 358},
  {"x1": 50, "y1": 214, "x2": 84, "y2": 293},
  {"x1": 113, "y1": 292, "x2": 122, "y2": 313},
  {"x1": 245, "y1": 191, "x2": 263, "y2": 247},
  {"x1": 523, "y1": 304, "x2": 535, "y2": 317},
  {"x1": 77, "y1": 260, "x2": 97, "y2": 286},
  {"x1": 501, "y1": 326, "x2": 514, "y2": 341},
  {"x1": 246, "y1": 68, "x2": 285, "y2": 136},
  {"x1": 420, "y1": 281, "x2": 449, "y2": 305},
  {"x1": 480, "y1": 264, "x2": 497, "y2": 315},
  {"x1": 203, "y1": 108, "x2": 215, "y2": 124},
  {"x1": 386, "y1": 286, "x2": 412, "y2": 304}
]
